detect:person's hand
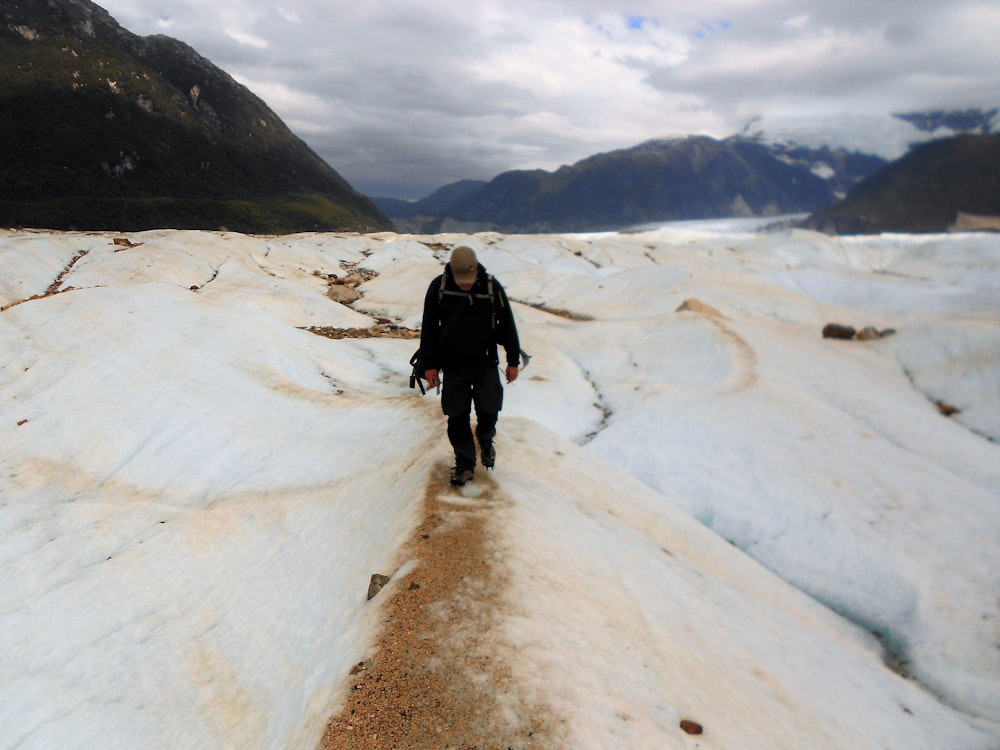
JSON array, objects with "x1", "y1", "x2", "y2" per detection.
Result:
[
  {"x1": 506, "y1": 365, "x2": 519, "y2": 384},
  {"x1": 425, "y1": 369, "x2": 439, "y2": 389}
]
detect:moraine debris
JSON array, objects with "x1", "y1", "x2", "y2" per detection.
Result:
[{"x1": 822, "y1": 323, "x2": 896, "y2": 340}]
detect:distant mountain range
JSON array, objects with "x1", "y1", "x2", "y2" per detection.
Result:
[
  {"x1": 0, "y1": 0, "x2": 389, "y2": 233},
  {"x1": 374, "y1": 135, "x2": 886, "y2": 234},
  {"x1": 374, "y1": 180, "x2": 489, "y2": 223},
  {"x1": 747, "y1": 108, "x2": 998, "y2": 160},
  {"x1": 893, "y1": 109, "x2": 998, "y2": 135},
  {"x1": 803, "y1": 133, "x2": 1000, "y2": 234},
  {"x1": 374, "y1": 109, "x2": 999, "y2": 235}
]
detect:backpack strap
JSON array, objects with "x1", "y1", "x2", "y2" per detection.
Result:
[
  {"x1": 438, "y1": 273, "x2": 495, "y2": 302},
  {"x1": 488, "y1": 275, "x2": 496, "y2": 330},
  {"x1": 438, "y1": 273, "x2": 497, "y2": 330}
]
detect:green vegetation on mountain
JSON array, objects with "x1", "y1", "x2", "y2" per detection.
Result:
[{"x1": 0, "y1": 0, "x2": 389, "y2": 233}]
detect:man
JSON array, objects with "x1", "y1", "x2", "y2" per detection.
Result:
[{"x1": 420, "y1": 245, "x2": 521, "y2": 487}]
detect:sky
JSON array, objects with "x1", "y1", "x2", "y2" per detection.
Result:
[
  {"x1": 92, "y1": 0, "x2": 1000, "y2": 199},
  {"x1": 1, "y1": 222, "x2": 998, "y2": 748}
]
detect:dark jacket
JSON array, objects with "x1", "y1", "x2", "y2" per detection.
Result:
[{"x1": 420, "y1": 262, "x2": 520, "y2": 373}]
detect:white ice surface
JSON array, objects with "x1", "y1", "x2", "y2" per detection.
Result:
[{"x1": 1, "y1": 225, "x2": 997, "y2": 749}]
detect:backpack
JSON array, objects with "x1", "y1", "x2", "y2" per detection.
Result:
[{"x1": 408, "y1": 273, "x2": 529, "y2": 394}]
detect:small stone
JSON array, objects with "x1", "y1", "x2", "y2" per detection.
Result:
[
  {"x1": 822, "y1": 323, "x2": 856, "y2": 340},
  {"x1": 857, "y1": 326, "x2": 880, "y2": 341},
  {"x1": 680, "y1": 719, "x2": 703, "y2": 735},
  {"x1": 367, "y1": 573, "x2": 391, "y2": 600},
  {"x1": 935, "y1": 400, "x2": 960, "y2": 416}
]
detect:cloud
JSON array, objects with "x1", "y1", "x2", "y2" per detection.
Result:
[
  {"x1": 643, "y1": 2, "x2": 1000, "y2": 119},
  {"x1": 96, "y1": 0, "x2": 1000, "y2": 199},
  {"x1": 225, "y1": 28, "x2": 268, "y2": 48}
]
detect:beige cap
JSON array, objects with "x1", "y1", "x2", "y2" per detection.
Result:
[{"x1": 449, "y1": 246, "x2": 478, "y2": 285}]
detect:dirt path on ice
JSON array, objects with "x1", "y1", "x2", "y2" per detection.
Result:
[{"x1": 320, "y1": 463, "x2": 560, "y2": 749}]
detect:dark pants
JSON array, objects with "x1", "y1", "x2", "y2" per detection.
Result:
[{"x1": 441, "y1": 367, "x2": 504, "y2": 470}]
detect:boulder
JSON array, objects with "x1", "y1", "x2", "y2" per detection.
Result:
[{"x1": 328, "y1": 285, "x2": 361, "y2": 304}]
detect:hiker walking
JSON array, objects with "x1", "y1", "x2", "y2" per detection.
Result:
[{"x1": 420, "y1": 245, "x2": 521, "y2": 487}]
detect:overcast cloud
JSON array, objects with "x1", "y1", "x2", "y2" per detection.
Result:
[{"x1": 96, "y1": 0, "x2": 1000, "y2": 198}]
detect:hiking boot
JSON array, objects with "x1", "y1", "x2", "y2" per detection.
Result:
[
  {"x1": 480, "y1": 440, "x2": 495, "y2": 470},
  {"x1": 450, "y1": 466, "x2": 475, "y2": 487}
]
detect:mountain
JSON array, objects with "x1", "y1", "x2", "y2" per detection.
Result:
[
  {"x1": 0, "y1": 0, "x2": 389, "y2": 233},
  {"x1": 382, "y1": 136, "x2": 884, "y2": 234},
  {"x1": 369, "y1": 197, "x2": 418, "y2": 221},
  {"x1": 746, "y1": 107, "x2": 1000, "y2": 161},
  {"x1": 802, "y1": 134, "x2": 1000, "y2": 234},
  {"x1": 409, "y1": 179, "x2": 488, "y2": 216},
  {"x1": 758, "y1": 141, "x2": 887, "y2": 199},
  {"x1": 370, "y1": 179, "x2": 487, "y2": 231},
  {"x1": 894, "y1": 108, "x2": 998, "y2": 135},
  {"x1": 377, "y1": 107, "x2": 997, "y2": 235}
]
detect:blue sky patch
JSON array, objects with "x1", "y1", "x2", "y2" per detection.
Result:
[{"x1": 695, "y1": 19, "x2": 732, "y2": 39}]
